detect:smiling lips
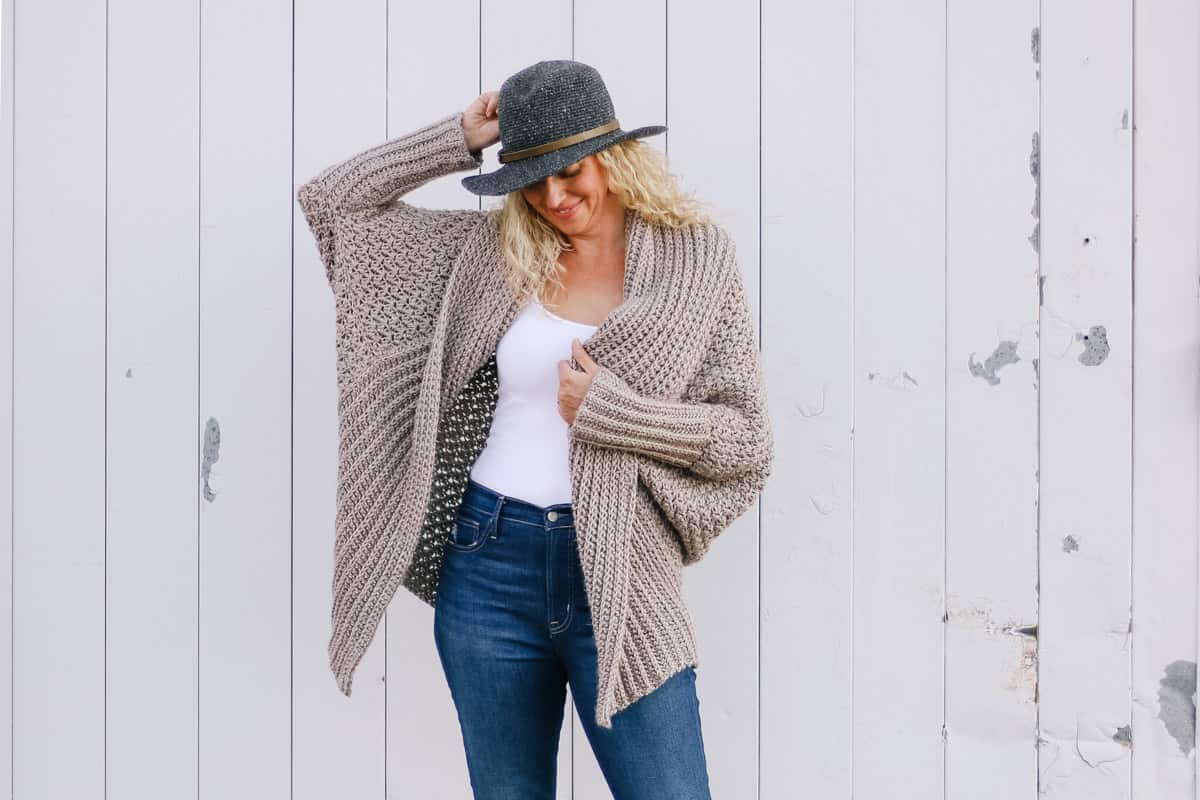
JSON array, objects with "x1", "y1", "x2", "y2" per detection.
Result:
[{"x1": 553, "y1": 202, "x2": 580, "y2": 218}]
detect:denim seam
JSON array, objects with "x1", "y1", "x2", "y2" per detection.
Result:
[{"x1": 547, "y1": 532, "x2": 574, "y2": 636}]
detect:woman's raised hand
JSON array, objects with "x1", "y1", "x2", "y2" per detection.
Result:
[{"x1": 462, "y1": 91, "x2": 501, "y2": 154}]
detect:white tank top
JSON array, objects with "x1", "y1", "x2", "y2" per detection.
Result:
[{"x1": 469, "y1": 295, "x2": 600, "y2": 508}]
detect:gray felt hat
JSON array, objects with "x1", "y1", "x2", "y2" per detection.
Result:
[{"x1": 461, "y1": 59, "x2": 667, "y2": 196}]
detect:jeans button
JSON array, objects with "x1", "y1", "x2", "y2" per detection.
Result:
[{"x1": 547, "y1": 510, "x2": 559, "y2": 522}]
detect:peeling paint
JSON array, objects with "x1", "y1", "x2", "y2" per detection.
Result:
[
  {"x1": 1157, "y1": 659, "x2": 1196, "y2": 755},
  {"x1": 201, "y1": 417, "x2": 221, "y2": 502},
  {"x1": 1038, "y1": 735, "x2": 1061, "y2": 785},
  {"x1": 1112, "y1": 726, "x2": 1131, "y2": 748},
  {"x1": 1030, "y1": 27, "x2": 1040, "y2": 64},
  {"x1": 1074, "y1": 717, "x2": 1128, "y2": 767},
  {"x1": 809, "y1": 495, "x2": 835, "y2": 516},
  {"x1": 1062, "y1": 534, "x2": 1079, "y2": 553},
  {"x1": 867, "y1": 369, "x2": 919, "y2": 392},
  {"x1": 1029, "y1": 130, "x2": 1040, "y2": 181},
  {"x1": 968, "y1": 340, "x2": 1021, "y2": 385},
  {"x1": 947, "y1": 599, "x2": 1038, "y2": 701},
  {"x1": 1076, "y1": 325, "x2": 1110, "y2": 366},
  {"x1": 887, "y1": 370, "x2": 919, "y2": 392},
  {"x1": 1029, "y1": 131, "x2": 1041, "y2": 252},
  {"x1": 796, "y1": 382, "x2": 828, "y2": 418}
]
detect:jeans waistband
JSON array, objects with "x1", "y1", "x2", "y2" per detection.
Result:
[{"x1": 461, "y1": 478, "x2": 575, "y2": 528}]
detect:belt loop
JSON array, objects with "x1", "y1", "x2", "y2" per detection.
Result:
[{"x1": 491, "y1": 494, "x2": 505, "y2": 540}]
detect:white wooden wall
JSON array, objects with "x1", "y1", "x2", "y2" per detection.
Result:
[{"x1": 3, "y1": 0, "x2": 1198, "y2": 798}]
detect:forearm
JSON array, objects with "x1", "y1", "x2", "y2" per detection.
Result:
[
  {"x1": 297, "y1": 111, "x2": 483, "y2": 218},
  {"x1": 569, "y1": 366, "x2": 712, "y2": 467},
  {"x1": 570, "y1": 364, "x2": 773, "y2": 480}
]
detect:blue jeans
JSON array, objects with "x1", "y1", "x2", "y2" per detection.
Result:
[{"x1": 433, "y1": 478, "x2": 713, "y2": 799}]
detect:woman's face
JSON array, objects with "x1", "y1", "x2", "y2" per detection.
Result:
[{"x1": 520, "y1": 154, "x2": 613, "y2": 235}]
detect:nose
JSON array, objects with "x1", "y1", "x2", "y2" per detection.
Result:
[{"x1": 545, "y1": 180, "x2": 570, "y2": 208}]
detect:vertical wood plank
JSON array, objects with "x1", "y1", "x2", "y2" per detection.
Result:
[
  {"x1": 293, "y1": 0, "x2": 387, "y2": 795},
  {"x1": 198, "y1": 0, "x2": 293, "y2": 793},
  {"x1": 852, "y1": 0, "x2": 947, "y2": 795},
  {"x1": 943, "y1": 4, "x2": 1040, "y2": 798},
  {"x1": 0, "y1": 0, "x2": 13, "y2": 791},
  {"x1": 382, "y1": 1, "x2": 484, "y2": 796},
  {"x1": 666, "y1": 0, "x2": 762, "y2": 796},
  {"x1": 11, "y1": 0, "x2": 107, "y2": 790},
  {"x1": 1036, "y1": 1, "x2": 1134, "y2": 796},
  {"x1": 1130, "y1": 0, "x2": 1200, "y2": 797},
  {"x1": 760, "y1": 0, "x2": 855, "y2": 795},
  {"x1": 106, "y1": 0, "x2": 199, "y2": 792}
]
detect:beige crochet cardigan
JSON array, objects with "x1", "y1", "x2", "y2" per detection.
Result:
[{"x1": 296, "y1": 111, "x2": 774, "y2": 729}]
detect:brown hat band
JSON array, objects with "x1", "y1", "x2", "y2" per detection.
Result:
[{"x1": 498, "y1": 119, "x2": 621, "y2": 163}]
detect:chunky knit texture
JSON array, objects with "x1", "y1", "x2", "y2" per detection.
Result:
[{"x1": 296, "y1": 110, "x2": 774, "y2": 730}]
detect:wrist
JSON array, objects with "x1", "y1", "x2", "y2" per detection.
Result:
[{"x1": 459, "y1": 122, "x2": 482, "y2": 155}]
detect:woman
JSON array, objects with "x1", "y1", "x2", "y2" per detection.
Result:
[{"x1": 297, "y1": 59, "x2": 773, "y2": 799}]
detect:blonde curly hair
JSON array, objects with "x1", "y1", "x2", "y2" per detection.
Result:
[{"x1": 491, "y1": 138, "x2": 715, "y2": 310}]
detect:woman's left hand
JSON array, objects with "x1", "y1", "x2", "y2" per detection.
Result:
[{"x1": 557, "y1": 338, "x2": 599, "y2": 425}]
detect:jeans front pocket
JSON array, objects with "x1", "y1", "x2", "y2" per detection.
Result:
[{"x1": 445, "y1": 504, "x2": 494, "y2": 553}]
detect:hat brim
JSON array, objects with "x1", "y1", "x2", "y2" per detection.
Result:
[{"x1": 461, "y1": 124, "x2": 667, "y2": 196}]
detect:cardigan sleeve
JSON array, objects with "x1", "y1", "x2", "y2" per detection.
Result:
[
  {"x1": 569, "y1": 264, "x2": 774, "y2": 565},
  {"x1": 295, "y1": 111, "x2": 486, "y2": 289},
  {"x1": 569, "y1": 263, "x2": 774, "y2": 482}
]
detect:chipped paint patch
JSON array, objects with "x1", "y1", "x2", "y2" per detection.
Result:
[
  {"x1": 1157, "y1": 659, "x2": 1196, "y2": 755},
  {"x1": 865, "y1": 369, "x2": 919, "y2": 392},
  {"x1": 968, "y1": 340, "x2": 1021, "y2": 385},
  {"x1": 1076, "y1": 325, "x2": 1110, "y2": 366},
  {"x1": 1074, "y1": 716, "x2": 1129, "y2": 767},
  {"x1": 1029, "y1": 131, "x2": 1041, "y2": 252},
  {"x1": 1111, "y1": 725, "x2": 1131, "y2": 748},
  {"x1": 201, "y1": 417, "x2": 221, "y2": 502},
  {"x1": 1009, "y1": 627, "x2": 1039, "y2": 701},
  {"x1": 889, "y1": 370, "x2": 919, "y2": 392},
  {"x1": 1062, "y1": 535, "x2": 1079, "y2": 553},
  {"x1": 946, "y1": 597, "x2": 1038, "y2": 701}
]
